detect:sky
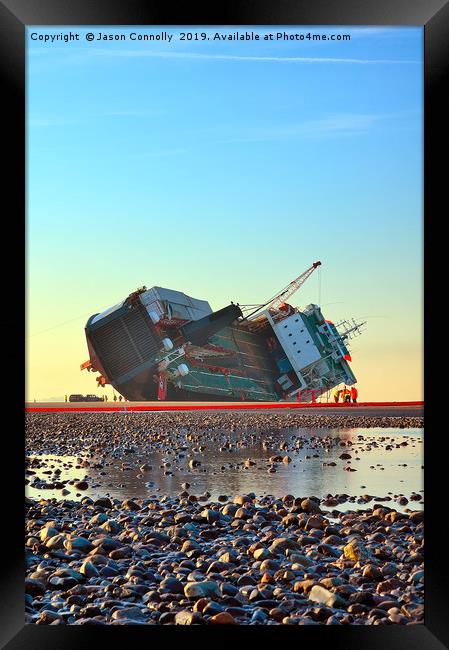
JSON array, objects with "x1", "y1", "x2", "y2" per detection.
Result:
[{"x1": 26, "y1": 26, "x2": 423, "y2": 401}]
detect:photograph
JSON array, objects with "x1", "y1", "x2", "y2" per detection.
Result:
[{"x1": 23, "y1": 22, "x2": 427, "y2": 630}]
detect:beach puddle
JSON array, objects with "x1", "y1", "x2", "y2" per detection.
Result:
[{"x1": 26, "y1": 426, "x2": 423, "y2": 509}]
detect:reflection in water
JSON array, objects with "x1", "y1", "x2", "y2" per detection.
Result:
[{"x1": 26, "y1": 427, "x2": 423, "y2": 510}]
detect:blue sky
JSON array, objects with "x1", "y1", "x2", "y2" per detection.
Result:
[{"x1": 26, "y1": 26, "x2": 423, "y2": 400}]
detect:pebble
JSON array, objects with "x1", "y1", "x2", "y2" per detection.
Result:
[{"x1": 184, "y1": 581, "x2": 221, "y2": 599}]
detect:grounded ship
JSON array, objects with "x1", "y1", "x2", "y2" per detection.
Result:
[{"x1": 81, "y1": 262, "x2": 365, "y2": 402}]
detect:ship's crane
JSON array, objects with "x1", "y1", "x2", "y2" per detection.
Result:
[
  {"x1": 266, "y1": 260, "x2": 321, "y2": 311},
  {"x1": 242, "y1": 261, "x2": 322, "y2": 321}
]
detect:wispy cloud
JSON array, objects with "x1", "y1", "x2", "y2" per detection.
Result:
[
  {"x1": 29, "y1": 109, "x2": 164, "y2": 127},
  {"x1": 343, "y1": 27, "x2": 420, "y2": 38},
  {"x1": 29, "y1": 116, "x2": 80, "y2": 127},
  {"x1": 91, "y1": 50, "x2": 420, "y2": 65},
  {"x1": 102, "y1": 109, "x2": 164, "y2": 117},
  {"x1": 211, "y1": 113, "x2": 389, "y2": 144},
  {"x1": 128, "y1": 147, "x2": 187, "y2": 159}
]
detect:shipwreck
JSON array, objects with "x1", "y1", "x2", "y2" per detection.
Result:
[{"x1": 81, "y1": 261, "x2": 364, "y2": 402}]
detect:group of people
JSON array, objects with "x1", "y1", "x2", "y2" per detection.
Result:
[
  {"x1": 63, "y1": 394, "x2": 125, "y2": 402},
  {"x1": 101, "y1": 395, "x2": 126, "y2": 402},
  {"x1": 102, "y1": 394, "x2": 125, "y2": 401},
  {"x1": 333, "y1": 385, "x2": 358, "y2": 404}
]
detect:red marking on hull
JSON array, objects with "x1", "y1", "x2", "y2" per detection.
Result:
[{"x1": 26, "y1": 401, "x2": 424, "y2": 413}]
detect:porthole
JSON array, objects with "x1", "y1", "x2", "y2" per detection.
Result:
[
  {"x1": 306, "y1": 340, "x2": 310, "y2": 344},
  {"x1": 288, "y1": 333, "x2": 292, "y2": 337}
]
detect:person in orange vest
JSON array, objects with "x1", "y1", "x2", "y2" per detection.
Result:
[
  {"x1": 350, "y1": 386, "x2": 358, "y2": 404},
  {"x1": 333, "y1": 387, "x2": 340, "y2": 403},
  {"x1": 342, "y1": 385, "x2": 350, "y2": 403}
]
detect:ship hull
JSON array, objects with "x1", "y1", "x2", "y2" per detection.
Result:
[{"x1": 83, "y1": 285, "x2": 358, "y2": 402}]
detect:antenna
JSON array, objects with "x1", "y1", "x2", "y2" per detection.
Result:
[{"x1": 335, "y1": 318, "x2": 366, "y2": 343}]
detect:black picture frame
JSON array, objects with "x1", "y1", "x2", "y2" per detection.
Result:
[{"x1": 2, "y1": 0, "x2": 447, "y2": 647}]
